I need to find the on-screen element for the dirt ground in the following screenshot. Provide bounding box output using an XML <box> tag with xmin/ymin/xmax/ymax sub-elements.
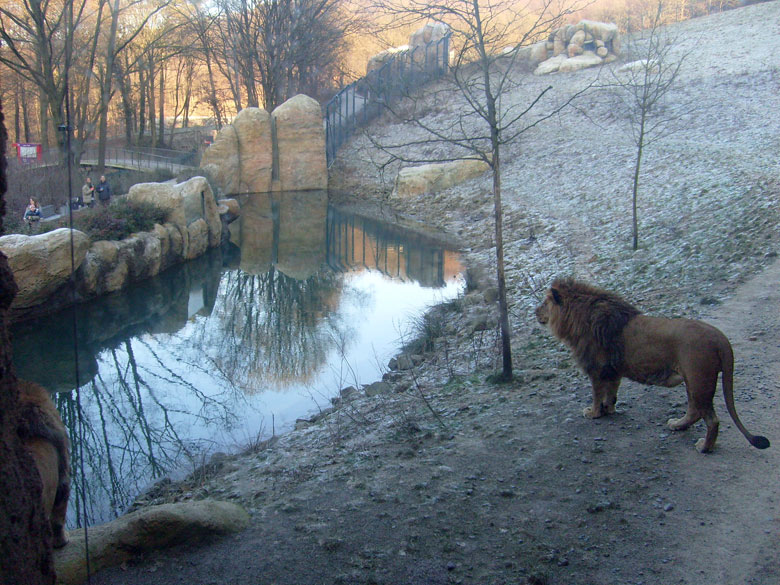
<box><xmin>85</xmin><ymin>3</ymin><xmax>780</xmax><ymax>584</ymax></box>
<box><xmin>86</xmin><ymin>242</ymin><xmax>780</xmax><ymax>585</ymax></box>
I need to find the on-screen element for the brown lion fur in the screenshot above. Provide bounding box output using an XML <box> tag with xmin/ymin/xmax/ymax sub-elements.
<box><xmin>17</xmin><ymin>380</ymin><xmax>71</xmax><ymax>548</ymax></box>
<box><xmin>538</xmin><ymin>277</ymin><xmax>640</xmax><ymax>380</ymax></box>
<box><xmin>535</xmin><ymin>278</ymin><xmax>770</xmax><ymax>453</ymax></box>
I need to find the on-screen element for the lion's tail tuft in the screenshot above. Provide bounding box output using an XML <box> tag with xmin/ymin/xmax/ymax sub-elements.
<box><xmin>750</xmin><ymin>435</ymin><xmax>770</xmax><ymax>449</ymax></box>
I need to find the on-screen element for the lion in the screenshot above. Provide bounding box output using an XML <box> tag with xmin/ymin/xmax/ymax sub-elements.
<box><xmin>17</xmin><ymin>380</ymin><xmax>71</xmax><ymax>548</ymax></box>
<box><xmin>535</xmin><ymin>277</ymin><xmax>770</xmax><ymax>453</ymax></box>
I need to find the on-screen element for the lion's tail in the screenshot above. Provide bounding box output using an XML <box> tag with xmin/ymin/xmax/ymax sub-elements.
<box><xmin>720</xmin><ymin>344</ymin><xmax>770</xmax><ymax>449</ymax></box>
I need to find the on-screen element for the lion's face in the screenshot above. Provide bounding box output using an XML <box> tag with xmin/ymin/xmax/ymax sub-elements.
<box><xmin>535</xmin><ymin>288</ymin><xmax>560</xmax><ymax>326</ymax></box>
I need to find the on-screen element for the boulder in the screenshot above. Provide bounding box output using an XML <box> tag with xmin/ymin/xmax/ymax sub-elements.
<box><xmin>364</xmin><ymin>381</ymin><xmax>393</xmax><ymax>397</ymax></box>
<box><xmin>558</xmin><ymin>51</ymin><xmax>603</xmax><ymax>73</ymax></box>
<box><xmin>619</xmin><ymin>59</ymin><xmax>660</xmax><ymax>74</ymax></box>
<box><xmin>185</xmin><ymin>218</ymin><xmax>209</xmax><ymax>260</ymax></box>
<box><xmin>569</xmin><ymin>29</ymin><xmax>586</xmax><ymax>49</ymax></box>
<box><xmin>200</xmin><ymin>107</ymin><xmax>273</xmax><ymax>195</ymax></box>
<box><xmin>552</xmin><ymin>28</ymin><xmax>567</xmax><ymax>56</ymax></box>
<box><xmin>54</xmin><ymin>500</ymin><xmax>250</xmax><ymax>585</ymax></box>
<box><xmin>534</xmin><ymin>54</ymin><xmax>568</xmax><ymax>75</ymax></box>
<box><xmin>177</xmin><ymin>177</ymin><xmax>223</xmax><ymax>247</ymax></box>
<box><xmin>272</xmin><ymin>94</ymin><xmax>328</xmax><ymax>191</ymax></box>
<box><xmin>409</xmin><ymin>22</ymin><xmax>450</xmax><ymax>70</ymax></box>
<box><xmin>409</xmin><ymin>22</ymin><xmax>450</xmax><ymax>48</ymax></box>
<box><xmin>219</xmin><ymin>198</ymin><xmax>241</xmax><ymax>218</ymax></box>
<box><xmin>0</xmin><ymin>229</ymin><xmax>90</xmax><ymax>309</ymax></box>
<box><xmin>78</xmin><ymin>240</ymin><xmax>126</xmax><ymax>295</ymax></box>
<box><xmin>579</xmin><ymin>20</ymin><xmax>618</xmax><ymax>42</ymax></box>
<box><xmin>393</xmin><ymin>158</ymin><xmax>489</xmax><ymax>198</ymax></box>
<box><xmin>568</xmin><ymin>43</ymin><xmax>584</xmax><ymax>57</ymax></box>
<box><xmin>127</xmin><ymin>177</ymin><xmax>222</xmax><ymax>249</ymax></box>
<box><xmin>367</xmin><ymin>46</ymin><xmax>409</xmax><ymax>74</ymax></box>
<box><xmin>529</xmin><ymin>41</ymin><xmax>549</xmax><ymax>65</ymax></box>
<box><xmin>125</xmin><ymin>232</ymin><xmax>163</xmax><ymax>280</ymax></box>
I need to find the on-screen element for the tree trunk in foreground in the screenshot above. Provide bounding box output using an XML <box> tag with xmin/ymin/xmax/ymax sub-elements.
<box><xmin>0</xmin><ymin>101</ymin><xmax>56</xmax><ymax>585</ymax></box>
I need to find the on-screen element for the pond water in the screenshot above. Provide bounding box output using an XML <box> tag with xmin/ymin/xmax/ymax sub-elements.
<box><xmin>11</xmin><ymin>191</ymin><xmax>463</xmax><ymax>527</ymax></box>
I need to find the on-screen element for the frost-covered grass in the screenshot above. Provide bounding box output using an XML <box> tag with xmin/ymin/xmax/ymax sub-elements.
<box><xmin>331</xmin><ymin>1</ymin><xmax>780</xmax><ymax>342</ymax></box>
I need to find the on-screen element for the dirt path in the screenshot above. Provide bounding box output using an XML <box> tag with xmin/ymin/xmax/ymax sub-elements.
<box><xmin>689</xmin><ymin>256</ymin><xmax>780</xmax><ymax>585</ymax></box>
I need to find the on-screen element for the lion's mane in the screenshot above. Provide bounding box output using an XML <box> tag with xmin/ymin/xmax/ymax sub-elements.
<box><xmin>547</xmin><ymin>277</ymin><xmax>641</xmax><ymax>379</ymax></box>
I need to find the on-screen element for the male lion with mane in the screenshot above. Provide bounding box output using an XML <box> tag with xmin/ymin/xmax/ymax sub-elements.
<box><xmin>535</xmin><ymin>277</ymin><xmax>770</xmax><ymax>453</ymax></box>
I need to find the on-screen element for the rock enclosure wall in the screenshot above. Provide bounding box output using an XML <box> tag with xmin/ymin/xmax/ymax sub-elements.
<box><xmin>200</xmin><ymin>94</ymin><xmax>327</xmax><ymax>196</ymax></box>
<box><xmin>0</xmin><ymin>177</ymin><xmax>223</xmax><ymax>319</ymax></box>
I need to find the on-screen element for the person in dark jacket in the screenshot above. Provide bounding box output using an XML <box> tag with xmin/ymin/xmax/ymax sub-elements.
<box><xmin>96</xmin><ymin>175</ymin><xmax>111</xmax><ymax>206</ymax></box>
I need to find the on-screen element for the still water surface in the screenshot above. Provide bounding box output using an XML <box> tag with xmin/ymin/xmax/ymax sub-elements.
<box><xmin>12</xmin><ymin>191</ymin><xmax>463</xmax><ymax>526</ymax></box>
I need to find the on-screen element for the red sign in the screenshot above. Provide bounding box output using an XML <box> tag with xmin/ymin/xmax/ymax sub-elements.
<box><xmin>12</xmin><ymin>143</ymin><xmax>42</xmax><ymax>163</ymax></box>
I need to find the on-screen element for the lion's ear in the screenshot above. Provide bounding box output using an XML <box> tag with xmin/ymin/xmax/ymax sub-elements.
<box><xmin>551</xmin><ymin>287</ymin><xmax>562</xmax><ymax>305</ymax></box>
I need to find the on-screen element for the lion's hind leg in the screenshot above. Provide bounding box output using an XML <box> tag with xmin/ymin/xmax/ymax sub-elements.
<box><xmin>673</xmin><ymin>372</ymin><xmax>719</xmax><ymax>453</ymax></box>
<box><xmin>694</xmin><ymin>408</ymin><xmax>719</xmax><ymax>453</ymax></box>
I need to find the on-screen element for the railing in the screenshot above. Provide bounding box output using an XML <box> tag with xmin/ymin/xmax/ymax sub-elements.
<box><xmin>325</xmin><ymin>32</ymin><xmax>451</xmax><ymax>167</ymax></box>
<box><xmin>13</xmin><ymin>146</ymin><xmax>198</xmax><ymax>173</ymax></box>
<box><xmin>80</xmin><ymin>147</ymin><xmax>197</xmax><ymax>172</ymax></box>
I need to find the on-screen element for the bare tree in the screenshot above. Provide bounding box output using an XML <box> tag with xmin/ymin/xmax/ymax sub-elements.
<box><xmin>610</xmin><ymin>1</ymin><xmax>687</xmax><ymax>250</ymax></box>
<box><xmin>214</xmin><ymin>0</ymin><xmax>353</xmax><ymax>111</ymax></box>
<box><xmin>369</xmin><ymin>0</ymin><xmax>590</xmax><ymax>381</ymax></box>
<box><xmin>95</xmin><ymin>0</ymin><xmax>170</xmax><ymax>169</ymax></box>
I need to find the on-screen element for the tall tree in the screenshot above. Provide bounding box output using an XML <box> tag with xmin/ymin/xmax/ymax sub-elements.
<box><xmin>215</xmin><ymin>0</ymin><xmax>352</xmax><ymax>110</ymax></box>
<box><xmin>95</xmin><ymin>0</ymin><xmax>169</xmax><ymax>170</ymax></box>
<box><xmin>370</xmin><ymin>0</ymin><xmax>589</xmax><ymax>380</ymax></box>
<box><xmin>0</xmin><ymin>0</ymin><xmax>87</xmax><ymax>150</ymax></box>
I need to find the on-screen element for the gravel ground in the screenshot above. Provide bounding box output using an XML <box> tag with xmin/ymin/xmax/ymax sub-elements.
<box><xmin>89</xmin><ymin>3</ymin><xmax>780</xmax><ymax>585</ymax></box>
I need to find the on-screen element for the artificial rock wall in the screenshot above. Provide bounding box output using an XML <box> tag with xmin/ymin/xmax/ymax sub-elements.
<box><xmin>200</xmin><ymin>94</ymin><xmax>327</xmax><ymax>196</ymax></box>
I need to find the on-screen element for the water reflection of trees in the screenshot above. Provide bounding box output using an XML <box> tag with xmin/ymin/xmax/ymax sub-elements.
<box><xmin>13</xmin><ymin>250</ymin><xmax>237</xmax><ymax>526</ymax></box>
<box><xmin>197</xmin><ymin>268</ymin><xmax>344</xmax><ymax>391</ymax></box>
<box><xmin>57</xmin><ymin>334</ymin><xmax>246</xmax><ymax>526</ymax></box>
<box><xmin>11</xmin><ymin>194</ymin><xmax>464</xmax><ymax>527</ymax></box>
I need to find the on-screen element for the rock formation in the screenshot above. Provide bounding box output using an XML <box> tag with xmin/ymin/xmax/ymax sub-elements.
<box><xmin>367</xmin><ymin>22</ymin><xmax>451</xmax><ymax>76</ymax></box>
<box><xmin>200</xmin><ymin>95</ymin><xmax>327</xmax><ymax>196</ymax></box>
<box><xmin>524</xmin><ymin>20</ymin><xmax>620</xmax><ymax>75</ymax></box>
<box><xmin>0</xmin><ymin>229</ymin><xmax>90</xmax><ymax>309</ymax></box>
<box><xmin>200</xmin><ymin>107</ymin><xmax>273</xmax><ymax>195</ymax></box>
<box><xmin>393</xmin><ymin>158</ymin><xmax>490</xmax><ymax>199</ymax></box>
<box><xmin>0</xmin><ymin>177</ymin><xmax>225</xmax><ymax>317</ymax></box>
<box><xmin>367</xmin><ymin>46</ymin><xmax>409</xmax><ymax>74</ymax></box>
<box><xmin>273</xmin><ymin>95</ymin><xmax>328</xmax><ymax>191</ymax></box>
<box><xmin>409</xmin><ymin>22</ymin><xmax>450</xmax><ymax>71</ymax></box>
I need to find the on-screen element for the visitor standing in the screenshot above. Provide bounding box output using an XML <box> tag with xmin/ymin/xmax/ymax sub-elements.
<box><xmin>82</xmin><ymin>177</ymin><xmax>95</xmax><ymax>208</ymax></box>
<box><xmin>96</xmin><ymin>175</ymin><xmax>111</xmax><ymax>207</ymax></box>
<box><xmin>23</xmin><ymin>198</ymin><xmax>41</xmax><ymax>229</ymax></box>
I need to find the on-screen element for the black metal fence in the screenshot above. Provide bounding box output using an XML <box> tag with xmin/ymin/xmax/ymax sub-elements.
<box><xmin>325</xmin><ymin>33</ymin><xmax>451</xmax><ymax>167</ymax></box>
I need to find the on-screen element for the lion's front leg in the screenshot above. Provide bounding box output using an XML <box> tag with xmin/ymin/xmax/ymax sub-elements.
<box><xmin>583</xmin><ymin>377</ymin><xmax>621</xmax><ymax>418</ymax></box>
